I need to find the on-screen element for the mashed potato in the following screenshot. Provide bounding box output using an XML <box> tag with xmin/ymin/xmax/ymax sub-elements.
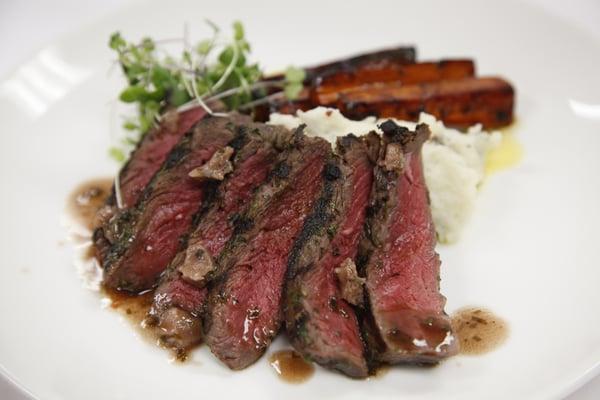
<box><xmin>268</xmin><ymin>107</ymin><xmax>500</xmax><ymax>244</ymax></box>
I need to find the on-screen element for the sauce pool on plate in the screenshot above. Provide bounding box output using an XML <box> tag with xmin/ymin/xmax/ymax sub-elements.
<box><xmin>451</xmin><ymin>307</ymin><xmax>508</xmax><ymax>355</ymax></box>
<box><xmin>268</xmin><ymin>350</ymin><xmax>315</xmax><ymax>383</ymax></box>
<box><xmin>67</xmin><ymin>178</ymin><xmax>113</xmax><ymax>230</ymax></box>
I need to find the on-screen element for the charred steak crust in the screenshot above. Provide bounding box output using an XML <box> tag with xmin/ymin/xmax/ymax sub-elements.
<box><xmin>284</xmin><ymin>134</ymin><xmax>375</xmax><ymax>378</ymax></box>
<box><xmin>203</xmin><ymin>129</ymin><xmax>332</xmax><ymax>370</ymax></box>
<box><xmin>358</xmin><ymin>121</ymin><xmax>458</xmax><ymax>364</ymax></box>
<box><xmin>93</xmin><ymin>107</ymin><xmax>207</xmax><ymax>263</ymax></box>
<box><xmin>102</xmin><ymin>115</ymin><xmax>252</xmax><ymax>293</ymax></box>
<box><xmin>146</xmin><ymin>123</ymin><xmax>292</xmax><ymax>352</ymax></box>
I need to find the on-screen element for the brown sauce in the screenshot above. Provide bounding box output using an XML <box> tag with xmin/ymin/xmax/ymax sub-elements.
<box><xmin>268</xmin><ymin>350</ymin><xmax>315</xmax><ymax>383</ymax></box>
<box><xmin>103</xmin><ymin>288</ymin><xmax>154</xmax><ymax>323</ymax></box>
<box><xmin>67</xmin><ymin>178</ymin><xmax>113</xmax><ymax>230</ymax></box>
<box><xmin>451</xmin><ymin>307</ymin><xmax>508</xmax><ymax>355</ymax></box>
<box><xmin>101</xmin><ymin>287</ymin><xmax>159</xmax><ymax>339</ymax></box>
<box><xmin>101</xmin><ymin>287</ymin><xmax>198</xmax><ymax>361</ymax></box>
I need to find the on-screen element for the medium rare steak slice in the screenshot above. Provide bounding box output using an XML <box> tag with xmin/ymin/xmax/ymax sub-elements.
<box><xmin>102</xmin><ymin>115</ymin><xmax>251</xmax><ymax>293</ymax></box>
<box><xmin>284</xmin><ymin>134</ymin><xmax>375</xmax><ymax>378</ymax></box>
<box><xmin>120</xmin><ymin>107</ymin><xmax>207</xmax><ymax>208</ymax></box>
<box><xmin>93</xmin><ymin>107</ymin><xmax>206</xmax><ymax>262</ymax></box>
<box><xmin>204</xmin><ymin>130</ymin><xmax>332</xmax><ymax>370</ymax></box>
<box><xmin>359</xmin><ymin>121</ymin><xmax>458</xmax><ymax>364</ymax></box>
<box><xmin>146</xmin><ymin>124</ymin><xmax>291</xmax><ymax>352</ymax></box>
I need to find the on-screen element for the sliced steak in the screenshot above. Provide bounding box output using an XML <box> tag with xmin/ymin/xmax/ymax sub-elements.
<box><xmin>146</xmin><ymin>124</ymin><xmax>291</xmax><ymax>352</ymax></box>
<box><xmin>284</xmin><ymin>134</ymin><xmax>375</xmax><ymax>378</ymax></box>
<box><xmin>120</xmin><ymin>107</ymin><xmax>208</xmax><ymax>208</ymax></box>
<box><xmin>102</xmin><ymin>115</ymin><xmax>251</xmax><ymax>293</ymax></box>
<box><xmin>358</xmin><ymin>121</ymin><xmax>458</xmax><ymax>364</ymax></box>
<box><xmin>93</xmin><ymin>107</ymin><xmax>206</xmax><ymax>262</ymax></box>
<box><xmin>204</xmin><ymin>130</ymin><xmax>332</xmax><ymax>370</ymax></box>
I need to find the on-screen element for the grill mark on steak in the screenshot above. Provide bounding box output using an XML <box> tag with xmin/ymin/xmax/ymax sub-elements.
<box><xmin>284</xmin><ymin>134</ymin><xmax>374</xmax><ymax>378</ymax></box>
<box><xmin>358</xmin><ymin>121</ymin><xmax>458</xmax><ymax>364</ymax></box>
<box><xmin>102</xmin><ymin>115</ymin><xmax>252</xmax><ymax>293</ymax></box>
<box><xmin>93</xmin><ymin>107</ymin><xmax>206</xmax><ymax>264</ymax></box>
<box><xmin>145</xmin><ymin>124</ymin><xmax>291</xmax><ymax>353</ymax></box>
<box><xmin>203</xmin><ymin>131</ymin><xmax>332</xmax><ymax>370</ymax></box>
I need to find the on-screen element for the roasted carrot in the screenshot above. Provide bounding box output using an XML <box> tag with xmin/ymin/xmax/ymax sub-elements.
<box><xmin>312</xmin><ymin>59</ymin><xmax>475</xmax><ymax>105</ymax></box>
<box><xmin>262</xmin><ymin>46</ymin><xmax>416</xmax><ymax>83</ymax></box>
<box><xmin>337</xmin><ymin>77</ymin><xmax>514</xmax><ymax>129</ymax></box>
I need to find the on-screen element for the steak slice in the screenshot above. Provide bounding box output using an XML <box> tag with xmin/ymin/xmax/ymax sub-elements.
<box><xmin>203</xmin><ymin>130</ymin><xmax>332</xmax><ymax>370</ymax></box>
<box><xmin>93</xmin><ymin>107</ymin><xmax>206</xmax><ymax>262</ymax></box>
<box><xmin>146</xmin><ymin>124</ymin><xmax>291</xmax><ymax>352</ymax></box>
<box><xmin>120</xmin><ymin>107</ymin><xmax>208</xmax><ymax>209</ymax></box>
<box><xmin>284</xmin><ymin>134</ymin><xmax>375</xmax><ymax>378</ymax></box>
<box><xmin>102</xmin><ymin>115</ymin><xmax>251</xmax><ymax>293</ymax></box>
<box><xmin>359</xmin><ymin>121</ymin><xmax>458</xmax><ymax>364</ymax></box>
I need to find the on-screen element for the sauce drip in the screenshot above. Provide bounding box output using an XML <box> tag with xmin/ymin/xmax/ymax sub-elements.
<box><xmin>68</xmin><ymin>178</ymin><xmax>113</xmax><ymax>230</ymax></box>
<box><xmin>451</xmin><ymin>307</ymin><xmax>508</xmax><ymax>355</ymax></box>
<box><xmin>104</xmin><ymin>288</ymin><xmax>154</xmax><ymax>324</ymax></box>
<box><xmin>268</xmin><ymin>350</ymin><xmax>315</xmax><ymax>383</ymax></box>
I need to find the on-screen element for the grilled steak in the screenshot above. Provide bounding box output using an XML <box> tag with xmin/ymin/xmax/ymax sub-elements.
<box><xmin>284</xmin><ymin>134</ymin><xmax>375</xmax><ymax>378</ymax></box>
<box><xmin>204</xmin><ymin>129</ymin><xmax>332</xmax><ymax>370</ymax></box>
<box><xmin>102</xmin><ymin>115</ymin><xmax>251</xmax><ymax>293</ymax></box>
<box><xmin>358</xmin><ymin>120</ymin><xmax>458</xmax><ymax>364</ymax></box>
<box><xmin>119</xmin><ymin>107</ymin><xmax>208</xmax><ymax>208</ymax></box>
<box><xmin>146</xmin><ymin>123</ymin><xmax>291</xmax><ymax>352</ymax></box>
<box><xmin>93</xmin><ymin>107</ymin><xmax>206</xmax><ymax>262</ymax></box>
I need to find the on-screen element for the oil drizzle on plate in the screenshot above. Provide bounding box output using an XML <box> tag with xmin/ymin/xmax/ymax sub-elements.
<box><xmin>268</xmin><ymin>350</ymin><xmax>315</xmax><ymax>384</ymax></box>
<box><xmin>486</xmin><ymin>132</ymin><xmax>523</xmax><ymax>174</ymax></box>
<box><xmin>451</xmin><ymin>307</ymin><xmax>508</xmax><ymax>355</ymax></box>
<box><xmin>67</xmin><ymin>178</ymin><xmax>113</xmax><ymax>230</ymax></box>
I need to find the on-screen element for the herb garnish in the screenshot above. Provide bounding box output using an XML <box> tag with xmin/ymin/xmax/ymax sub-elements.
<box><xmin>108</xmin><ymin>21</ymin><xmax>305</xmax><ymax>161</ymax></box>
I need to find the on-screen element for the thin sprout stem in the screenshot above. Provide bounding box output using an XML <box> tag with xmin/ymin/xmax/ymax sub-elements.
<box><xmin>175</xmin><ymin>80</ymin><xmax>284</xmax><ymax>113</ymax></box>
<box><xmin>211</xmin><ymin>40</ymin><xmax>239</xmax><ymax>92</ymax></box>
<box><xmin>208</xmin><ymin>80</ymin><xmax>284</xmax><ymax>101</ymax></box>
<box><xmin>237</xmin><ymin>91</ymin><xmax>283</xmax><ymax>111</ymax></box>
<box><xmin>114</xmin><ymin>172</ymin><xmax>124</xmax><ymax>209</ymax></box>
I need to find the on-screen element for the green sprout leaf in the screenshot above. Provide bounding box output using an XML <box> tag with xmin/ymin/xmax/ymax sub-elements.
<box><xmin>108</xmin><ymin>21</ymin><xmax>265</xmax><ymax>162</ymax></box>
<box><xmin>109</xmin><ymin>147</ymin><xmax>126</xmax><ymax>162</ymax></box>
<box><xmin>196</xmin><ymin>39</ymin><xmax>213</xmax><ymax>55</ymax></box>
<box><xmin>284</xmin><ymin>82</ymin><xmax>303</xmax><ymax>100</ymax></box>
<box><xmin>233</xmin><ymin>21</ymin><xmax>244</xmax><ymax>40</ymax></box>
<box><xmin>119</xmin><ymin>86</ymin><xmax>147</xmax><ymax>103</ymax></box>
<box><xmin>109</xmin><ymin>32</ymin><xmax>126</xmax><ymax>50</ymax></box>
<box><xmin>285</xmin><ymin>66</ymin><xmax>306</xmax><ymax>84</ymax></box>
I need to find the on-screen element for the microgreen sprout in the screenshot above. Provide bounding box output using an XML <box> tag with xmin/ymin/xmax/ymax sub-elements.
<box><xmin>108</xmin><ymin>21</ymin><xmax>305</xmax><ymax>161</ymax></box>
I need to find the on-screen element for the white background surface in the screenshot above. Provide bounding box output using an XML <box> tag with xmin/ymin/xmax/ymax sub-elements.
<box><xmin>0</xmin><ymin>1</ymin><xmax>598</xmax><ymax>399</ymax></box>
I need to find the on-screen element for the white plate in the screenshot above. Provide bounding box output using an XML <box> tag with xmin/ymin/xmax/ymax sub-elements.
<box><xmin>1</xmin><ymin>0</ymin><xmax>599</xmax><ymax>399</ymax></box>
